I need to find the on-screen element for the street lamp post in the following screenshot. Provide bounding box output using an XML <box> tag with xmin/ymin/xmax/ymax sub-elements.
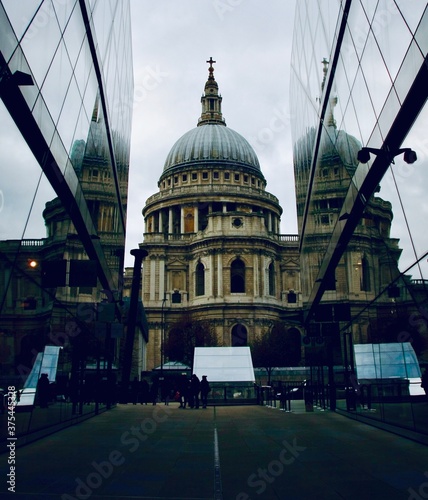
<box><xmin>161</xmin><ymin>294</ymin><xmax>167</xmax><ymax>377</ymax></box>
<box><xmin>120</xmin><ymin>248</ymin><xmax>147</xmax><ymax>403</ymax></box>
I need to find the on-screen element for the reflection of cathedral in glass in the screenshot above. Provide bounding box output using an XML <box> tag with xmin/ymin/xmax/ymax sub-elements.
<box><xmin>0</xmin><ymin>1</ymin><xmax>133</xmax><ymax>389</ymax></box>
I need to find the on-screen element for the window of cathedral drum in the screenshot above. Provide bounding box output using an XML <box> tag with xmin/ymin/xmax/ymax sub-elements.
<box><xmin>182</xmin><ymin>174</ymin><xmax>187</xmax><ymax>182</ymax></box>
<box><xmin>231</xmin><ymin>258</ymin><xmax>245</xmax><ymax>293</ymax></box>
<box><xmin>268</xmin><ymin>262</ymin><xmax>275</xmax><ymax>295</ymax></box>
<box><xmin>195</xmin><ymin>262</ymin><xmax>205</xmax><ymax>296</ymax></box>
<box><xmin>212</xmin><ymin>202</ymin><xmax>222</xmax><ymax>212</ymax></box>
<box><xmin>192</xmin><ymin>172</ymin><xmax>198</xmax><ymax>181</ymax></box>
<box><xmin>360</xmin><ymin>257</ymin><xmax>371</xmax><ymax>292</ymax></box>
<box><xmin>232</xmin><ymin>324</ymin><xmax>247</xmax><ymax>346</ymax></box>
<box><xmin>202</xmin><ymin>171</ymin><xmax>208</xmax><ymax>180</ymax></box>
<box><xmin>320</xmin><ymin>214</ymin><xmax>330</xmax><ymax>225</ymax></box>
<box><xmin>234</xmin><ymin>173</ymin><xmax>240</xmax><ymax>182</ymax></box>
<box><xmin>213</xmin><ymin>171</ymin><xmax>219</xmax><ymax>180</ymax></box>
<box><xmin>174</xmin><ymin>176</ymin><xmax>178</xmax><ymax>184</ymax></box>
<box><xmin>244</xmin><ymin>175</ymin><xmax>248</xmax><ymax>183</ymax></box>
<box><xmin>224</xmin><ymin>172</ymin><xmax>230</xmax><ymax>180</ymax></box>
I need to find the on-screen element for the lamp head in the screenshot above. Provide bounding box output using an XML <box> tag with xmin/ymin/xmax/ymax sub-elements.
<box><xmin>357</xmin><ymin>148</ymin><xmax>371</xmax><ymax>163</ymax></box>
<box><xmin>403</xmin><ymin>149</ymin><xmax>417</xmax><ymax>164</ymax></box>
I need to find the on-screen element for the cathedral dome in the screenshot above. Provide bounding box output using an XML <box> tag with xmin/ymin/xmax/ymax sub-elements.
<box><xmin>321</xmin><ymin>124</ymin><xmax>361</xmax><ymax>174</ymax></box>
<box><xmin>163</xmin><ymin>124</ymin><xmax>261</xmax><ymax>174</ymax></box>
<box><xmin>160</xmin><ymin>58</ymin><xmax>262</xmax><ymax>180</ymax></box>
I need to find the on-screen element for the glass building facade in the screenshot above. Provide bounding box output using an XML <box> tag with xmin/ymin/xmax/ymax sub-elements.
<box><xmin>0</xmin><ymin>0</ymin><xmax>133</xmax><ymax>436</ymax></box>
<box><xmin>291</xmin><ymin>1</ymin><xmax>428</xmax><ymax>433</ymax></box>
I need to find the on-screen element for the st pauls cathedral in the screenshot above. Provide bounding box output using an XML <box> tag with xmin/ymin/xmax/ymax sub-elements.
<box><xmin>138</xmin><ymin>59</ymin><xmax>406</xmax><ymax>371</ymax></box>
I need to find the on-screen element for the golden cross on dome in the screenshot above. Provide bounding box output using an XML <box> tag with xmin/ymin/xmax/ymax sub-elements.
<box><xmin>206</xmin><ymin>57</ymin><xmax>216</xmax><ymax>79</ymax></box>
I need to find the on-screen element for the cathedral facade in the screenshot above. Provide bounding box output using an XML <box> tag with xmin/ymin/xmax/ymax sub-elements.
<box><xmin>140</xmin><ymin>61</ymin><xmax>301</xmax><ymax>370</ymax></box>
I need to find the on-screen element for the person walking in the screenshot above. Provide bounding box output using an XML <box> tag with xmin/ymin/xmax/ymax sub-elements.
<box><xmin>131</xmin><ymin>376</ymin><xmax>140</xmax><ymax>404</ymax></box>
<box><xmin>150</xmin><ymin>379</ymin><xmax>159</xmax><ymax>405</ymax></box>
<box><xmin>178</xmin><ymin>374</ymin><xmax>189</xmax><ymax>408</ymax></box>
<box><xmin>200</xmin><ymin>375</ymin><xmax>210</xmax><ymax>409</ymax></box>
<box><xmin>37</xmin><ymin>373</ymin><xmax>50</xmax><ymax>408</ymax></box>
<box><xmin>190</xmin><ymin>374</ymin><xmax>201</xmax><ymax>409</ymax></box>
<box><xmin>140</xmin><ymin>379</ymin><xmax>149</xmax><ymax>404</ymax></box>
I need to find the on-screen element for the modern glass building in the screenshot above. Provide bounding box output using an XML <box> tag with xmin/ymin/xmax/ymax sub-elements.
<box><xmin>291</xmin><ymin>1</ymin><xmax>428</xmax><ymax>431</ymax></box>
<box><xmin>0</xmin><ymin>0</ymin><xmax>134</xmax><ymax>429</ymax></box>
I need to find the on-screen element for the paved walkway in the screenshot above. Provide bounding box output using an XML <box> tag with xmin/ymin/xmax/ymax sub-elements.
<box><xmin>1</xmin><ymin>402</ymin><xmax>428</xmax><ymax>499</ymax></box>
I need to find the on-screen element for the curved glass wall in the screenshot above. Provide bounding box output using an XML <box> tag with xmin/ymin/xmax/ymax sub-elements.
<box><xmin>291</xmin><ymin>0</ymin><xmax>428</xmax><ymax>435</ymax></box>
<box><xmin>0</xmin><ymin>0</ymin><xmax>133</xmax><ymax>443</ymax></box>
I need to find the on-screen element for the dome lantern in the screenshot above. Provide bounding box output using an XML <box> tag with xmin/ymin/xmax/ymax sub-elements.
<box><xmin>198</xmin><ymin>57</ymin><xmax>226</xmax><ymax>126</ymax></box>
<box><xmin>160</xmin><ymin>60</ymin><xmax>263</xmax><ymax>180</ymax></box>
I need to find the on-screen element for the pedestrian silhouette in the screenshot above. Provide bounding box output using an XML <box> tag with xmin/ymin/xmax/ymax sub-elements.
<box><xmin>37</xmin><ymin>373</ymin><xmax>50</xmax><ymax>408</ymax></box>
<box><xmin>200</xmin><ymin>375</ymin><xmax>210</xmax><ymax>409</ymax></box>
<box><xmin>191</xmin><ymin>374</ymin><xmax>201</xmax><ymax>409</ymax></box>
<box><xmin>131</xmin><ymin>376</ymin><xmax>140</xmax><ymax>404</ymax></box>
<box><xmin>140</xmin><ymin>379</ymin><xmax>149</xmax><ymax>404</ymax></box>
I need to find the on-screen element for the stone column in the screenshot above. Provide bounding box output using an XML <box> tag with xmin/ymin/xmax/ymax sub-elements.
<box><xmin>180</xmin><ymin>206</ymin><xmax>185</xmax><ymax>234</ymax></box>
<box><xmin>194</xmin><ymin>204</ymin><xmax>199</xmax><ymax>232</ymax></box>
<box><xmin>253</xmin><ymin>253</ymin><xmax>259</xmax><ymax>297</ymax></box>
<box><xmin>168</xmin><ymin>207</ymin><xmax>173</xmax><ymax>234</ymax></box>
<box><xmin>217</xmin><ymin>253</ymin><xmax>223</xmax><ymax>297</ymax></box>
<box><xmin>207</xmin><ymin>253</ymin><xmax>214</xmax><ymax>297</ymax></box>
<box><xmin>150</xmin><ymin>258</ymin><xmax>156</xmax><ymax>301</ymax></box>
<box><xmin>159</xmin><ymin>258</ymin><xmax>165</xmax><ymax>300</ymax></box>
<box><xmin>159</xmin><ymin>210</ymin><xmax>163</xmax><ymax>234</ymax></box>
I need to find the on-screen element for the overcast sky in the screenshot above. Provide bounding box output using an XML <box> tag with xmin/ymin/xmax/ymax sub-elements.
<box><xmin>125</xmin><ymin>0</ymin><xmax>297</xmax><ymax>266</ymax></box>
<box><xmin>1</xmin><ymin>0</ymin><xmax>426</xmax><ymax>280</ymax></box>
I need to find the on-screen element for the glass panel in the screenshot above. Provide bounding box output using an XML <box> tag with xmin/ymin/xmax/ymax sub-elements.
<box><xmin>6</xmin><ymin>48</ymin><xmax>39</xmax><ymax>111</ymax></box>
<box><xmin>394</xmin><ymin>40</ymin><xmax>424</xmax><ymax>104</ymax></box>
<box><xmin>1</xmin><ymin>0</ymin><xmax>42</xmax><ymax>41</ymax></box>
<box><xmin>396</xmin><ymin>0</ymin><xmax>427</xmax><ymax>34</ymax></box>
<box><xmin>56</xmin><ymin>75</ymin><xmax>83</xmax><ymax>157</ymax></box>
<box><xmin>41</xmin><ymin>40</ymin><xmax>73</xmax><ymax>126</ymax></box>
<box><xmin>62</xmin><ymin>2</ymin><xmax>85</xmax><ymax>70</ymax></box>
<box><xmin>372</xmin><ymin>0</ymin><xmax>412</xmax><ymax>83</ymax></box>
<box><xmin>0</xmin><ymin>100</ymin><xmax>55</xmax><ymax>241</ymax></box>
<box><xmin>0</xmin><ymin>3</ymin><xmax>19</xmax><ymax>62</ymax></box>
<box><xmin>20</xmin><ymin>1</ymin><xmax>61</xmax><ymax>89</ymax></box>
<box><xmin>360</xmin><ymin>30</ymin><xmax>393</xmax><ymax>120</ymax></box>
<box><xmin>414</xmin><ymin>6</ymin><xmax>428</xmax><ymax>55</ymax></box>
<box><xmin>52</xmin><ymin>0</ymin><xmax>78</xmax><ymax>32</ymax></box>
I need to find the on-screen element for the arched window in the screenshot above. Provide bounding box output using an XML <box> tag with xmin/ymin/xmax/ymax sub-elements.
<box><xmin>268</xmin><ymin>261</ymin><xmax>275</xmax><ymax>296</ymax></box>
<box><xmin>232</xmin><ymin>324</ymin><xmax>247</xmax><ymax>346</ymax></box>
<box><xmin>195</xmin><ymin>262</ymin><xmax>205</xmax><ymax>296</ymax></box>
<box><xmin>231</xmin><ymin>258</ymin><xmax>245</xmax><ymax>293</ymax></box>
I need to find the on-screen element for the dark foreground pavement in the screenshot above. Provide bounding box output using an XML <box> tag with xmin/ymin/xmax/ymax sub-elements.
<box><xmin>1</xmin><ymin>402</ymin><xmax>428</xmax><ymax>499</ymax></box>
